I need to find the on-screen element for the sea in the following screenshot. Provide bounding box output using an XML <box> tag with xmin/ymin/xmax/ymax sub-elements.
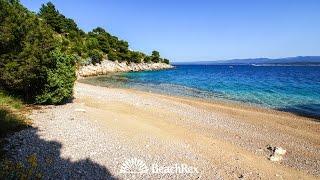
<box><xmin>80</xmin><ymin>65</ymin><xmax>320</xmax><ymax>119</ymax></box>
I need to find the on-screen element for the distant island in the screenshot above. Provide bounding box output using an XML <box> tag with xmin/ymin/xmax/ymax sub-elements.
<box><xmin>175</xmin><ymin>56</ymin><xmax>320</xmax><ymax>66</ymax></box>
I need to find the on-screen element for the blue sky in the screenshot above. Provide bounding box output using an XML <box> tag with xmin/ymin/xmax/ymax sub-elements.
<box><xmin>21</xmin><ymin>0</ymin><xmax>320</xmax><ymax>62</ymax></box>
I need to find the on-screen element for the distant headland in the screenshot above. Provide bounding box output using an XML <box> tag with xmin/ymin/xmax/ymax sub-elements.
<box><xmin>175</xmin><ymin>56</ymin><xmax>320</xmax><ymax>66</ymax></box>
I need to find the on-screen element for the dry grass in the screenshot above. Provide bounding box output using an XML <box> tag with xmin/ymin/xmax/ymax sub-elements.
<box><xmin>0</xmin><ymin>90</ymin><xmax>30</xmax><ymax>138</ymax></box>
<box><xmin>0</xmin><ymin>90</ymin><xmax>32</xmax><ymax>178</ymax></box>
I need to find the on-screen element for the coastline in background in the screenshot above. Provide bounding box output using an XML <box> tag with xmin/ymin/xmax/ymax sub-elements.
<box><xmin>174</xmin><ymin>56</ymin><xmax>320</xmax><ymax>66</ymax></box>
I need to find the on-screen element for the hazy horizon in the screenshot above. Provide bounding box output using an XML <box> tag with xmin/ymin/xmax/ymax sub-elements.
<box><xmin>173</xmin><ymin>56</ymin><xmax>320</xmax><ymax>63</ymax></box>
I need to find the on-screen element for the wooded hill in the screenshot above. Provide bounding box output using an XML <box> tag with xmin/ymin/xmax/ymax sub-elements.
<box><xmin>0</xmin><ymin>0</ymin><xmax>169</xmax><ymax>104</ymax></box>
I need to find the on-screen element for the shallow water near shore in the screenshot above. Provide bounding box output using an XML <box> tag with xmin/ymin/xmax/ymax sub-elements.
<box><xmin>79</xmin><ymin>65</ymin><xmax>320</xmax><ymax>119</ymax></box>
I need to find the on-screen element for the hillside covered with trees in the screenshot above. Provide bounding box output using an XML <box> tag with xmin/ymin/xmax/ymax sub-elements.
<box><xmin>0</xmin><ymin>0</ymin><xmax>170</xmax><ymax>104</ymax></box>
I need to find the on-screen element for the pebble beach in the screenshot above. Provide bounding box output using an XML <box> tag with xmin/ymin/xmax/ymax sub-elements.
<box><xmin>4</xmin><ymin>82</ymin><xmax>320</xmax><ymax>179</ymax></box>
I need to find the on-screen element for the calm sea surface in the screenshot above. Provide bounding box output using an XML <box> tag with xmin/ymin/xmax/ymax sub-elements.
<box><xmin>81</xmin><ymin>65</ymin><xmax>320</xmax><ymax>119</ymax></box>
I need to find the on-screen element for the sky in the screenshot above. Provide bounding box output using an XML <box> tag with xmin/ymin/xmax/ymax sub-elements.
<box><xmin>21</xmin><ymin>0</ymin><xmax>320</xmax><ymax>62</ymax></box>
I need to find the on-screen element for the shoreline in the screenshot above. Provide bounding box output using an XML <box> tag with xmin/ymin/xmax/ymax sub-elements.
<box><xmin>77</xmin><ymin>82</ymin><xmax>320</xmax><ymax>133</ymax></box>
<box><xmin>74</xmin><ymin>83</ymin><xmax>319</xmax><ymax>177</ymax></box>
<box><xmin>79</xmin><ymin>76</ymin><xmax>320</xmax><ymax>121</ymax></box>
<box><xmin>4</xmin><ymin>82</ymin><xmax>320</xmax><ymax>179</ymax></box>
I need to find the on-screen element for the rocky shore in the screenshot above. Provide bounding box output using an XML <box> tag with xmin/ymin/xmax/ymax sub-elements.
<box><xmin>78</xmin><ymin>60</ymin><xmax>173</xmax><ymax>77</ymax></box>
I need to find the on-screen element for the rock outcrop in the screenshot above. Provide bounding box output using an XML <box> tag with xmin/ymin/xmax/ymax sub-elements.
<box><xmin>78</xmin><ymin>60</ymin><xmax>173</xmax><ymax>77</ymax></box>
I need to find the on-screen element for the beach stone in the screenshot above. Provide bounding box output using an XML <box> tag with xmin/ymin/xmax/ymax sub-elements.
<box><xmin>269</xmin><ymin>147</ymin><xmax>287</xmax><ymax>162</ymax></box>
<box><xmin>275</xmin><ymin>147</ymin><xmax>287</xmax><ymax>155</ymax></box>
<box><xmin>74</xmin><ymin>108</ymin><xmax>86</xmax><ymax>112</ymax></box>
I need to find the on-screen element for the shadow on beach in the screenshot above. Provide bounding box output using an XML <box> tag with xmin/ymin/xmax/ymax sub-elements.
<box><xmin>1</xmin><ymin>127</ymin><xmax>117</xmax><ymax>179</ymax></box>
<box><xmin>276</xmin><ymin>103</ymin><xmax>320</xmax><ymax>121</ymax></box>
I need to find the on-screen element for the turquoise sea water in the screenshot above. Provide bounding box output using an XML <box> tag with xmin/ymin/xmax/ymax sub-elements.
<box><xmin>81</xmin><ymin>65</ymin><xmax>320</xmax><ymax>119</ymax></box>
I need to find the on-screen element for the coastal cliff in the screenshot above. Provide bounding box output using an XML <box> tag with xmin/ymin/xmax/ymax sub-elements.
<box><xmin>78</xmin><ymin>60</ymin><xmax>173</xmax><ymax>77</ymax></box>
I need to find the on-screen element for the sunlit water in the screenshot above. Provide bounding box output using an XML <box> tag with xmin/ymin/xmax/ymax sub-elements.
<box><xmin>80</xmin><ymin>65</ymin><xmax>320</xmax><ymax>119</ymax></box>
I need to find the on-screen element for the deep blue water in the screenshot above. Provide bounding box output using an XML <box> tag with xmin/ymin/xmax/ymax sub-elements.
<box><xmin>82</xmin><ymin>65</ymin><xmax>320</xmax><ymax>119</ymax></box>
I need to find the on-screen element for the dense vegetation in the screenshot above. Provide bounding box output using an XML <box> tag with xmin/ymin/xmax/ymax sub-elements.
<box><xmin>0</xmin><ymin>0</ymin><xmax>169</xmax><ymax>105</ymax></box>
<box><xmin>36</xmin><ymin>1</ymin><xmax>170</xmax><ymax>65</ymax></box>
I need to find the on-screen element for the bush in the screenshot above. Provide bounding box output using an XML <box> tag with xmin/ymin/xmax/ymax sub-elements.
<box><xmin>89</xmin><ymin>49</ymin><xmax>103</xmax><ymax>65</ymax></box>
<box><xmin>151</xmin><ymin>50</ymin><xmax>160</xmax><ymax>62</ymax></box>
<box><xmin>0</xmin><ymin>0</ymin><xmax>58</xmax><ymax>102</ymax></box>
<box><xmin>129</xmin><ymin>51</ymin><xmax>143</xmax><ymax>63</ymax></box>
<box><xmin>107</xmin><ymin>51</ymin><xmax>118</xmax><ymax>61</ymax></box>
<box><xmin>0</xmin><ymin>1</ymin><xmax>77</xmax><ymax>104</ymax></box>
<box><xmin>144</xmin><ymin>56</ymin><xmax>152</xmax><ymax>63</ymax></box>
<box><xmin>35</xmin><ymin>49</ymin><xmax>76</xmax><ymax>104</ymax></box>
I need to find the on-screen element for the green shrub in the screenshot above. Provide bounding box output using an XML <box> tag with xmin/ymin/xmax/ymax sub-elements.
<box><xmin>129</xmin><ymin>51</ymin><xmax>143</xmax><ymax>63</ymax></box>
<box><xmin>0</xmin><ymin>0</ymin><xmax>58</xmax><ymax>102</ymax></box>
<box><xmin>35</xmin><ymin>49</ymin><xmax>76</xmax><ymax>104</ymax></box>
<box><xmin>151</xmin><ymin>50</ymin><xmax>161</xmax><ymax>62</ymax></box>
<box><xmin>144</xmin><ymin>56</ymin><xmax>152</xmax><ymax>63</ymax></box>
<box><xmin>107</xmin><ymin>51</ymin><xmax>118</xmax><ymax>61</ymax></box>
<box><xmin>89</xmin><ymin>49</ymin><xmax>103</xmax><ymax>65</ymax></box>
<box><xmin>0</xmin><ymin>1</ymin><xmax>77</xmax><ymax>104</ymax></box>
<box><xmin>163</xmin><ymin>59</ymin><xmax>170</xmax><ymax>64</ymax></box>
